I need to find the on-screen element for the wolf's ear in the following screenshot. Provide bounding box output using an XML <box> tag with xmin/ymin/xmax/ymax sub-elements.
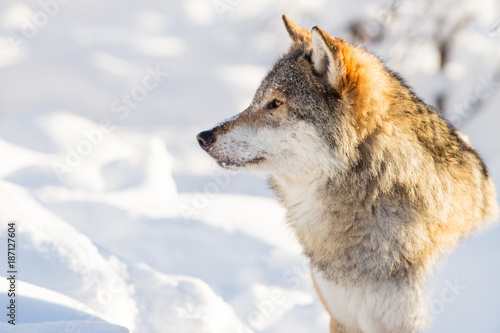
<box><xmin>282</xmin><ymin>14</ymin><xmax>310</xmax><ymax>45</ymax></box>
<box><xmin>310</xmin><ymin>26</ymin><xmax>353</xmax><ymax>92</ymax></box>
<box><xmin>311</xmin><ymin>26</ymin><xmax>388</xmax><ymax>136</ymax></box>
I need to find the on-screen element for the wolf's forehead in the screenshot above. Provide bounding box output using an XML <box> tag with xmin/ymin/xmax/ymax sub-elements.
<box><xmin>254</xmin><ymin>51</ymin><xmax>309</xmax><ymax>101</ymax></box>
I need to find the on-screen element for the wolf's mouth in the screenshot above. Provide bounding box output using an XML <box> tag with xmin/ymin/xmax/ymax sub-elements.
<box><xmin>216</xmin><ymin>156</ymin><xmax>265</xmax><ymax>168</ymax></box>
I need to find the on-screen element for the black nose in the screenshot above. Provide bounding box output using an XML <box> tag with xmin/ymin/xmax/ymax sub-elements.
<box><xmin>196</xmin><ymin>130</ymin><xmax>216</xmax><ymax>148</ymax></box>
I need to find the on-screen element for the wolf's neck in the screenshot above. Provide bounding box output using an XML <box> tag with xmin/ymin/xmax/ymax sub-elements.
<box><xmin>270</xmin><ymin>172</ymin><xmax>343</xmax><ymax>230</ymax></box>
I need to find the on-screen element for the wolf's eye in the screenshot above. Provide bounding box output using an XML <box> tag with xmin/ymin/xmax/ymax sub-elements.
<box><xmin>267</xmin><ymin>99</ymin><xmax>282</xmax><ymax>110</ymax></box>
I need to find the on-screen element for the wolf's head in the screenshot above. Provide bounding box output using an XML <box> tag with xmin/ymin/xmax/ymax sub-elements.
<box><xmin>197</xmin><ymin>15</ymin><xmax>397</xmax><ymax>177</ymax></box>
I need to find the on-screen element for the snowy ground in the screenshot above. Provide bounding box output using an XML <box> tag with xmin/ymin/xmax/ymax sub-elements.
<box><xmin>0</xmin><ymin>1</ymin><xmax>499</xmax><ymax>332</ymax></box>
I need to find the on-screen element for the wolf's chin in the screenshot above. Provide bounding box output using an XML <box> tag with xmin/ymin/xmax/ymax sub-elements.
<box><xmin>215</xmin><ymin>156</ymin><xmax>265</xmax><ymax>169</ymax></box>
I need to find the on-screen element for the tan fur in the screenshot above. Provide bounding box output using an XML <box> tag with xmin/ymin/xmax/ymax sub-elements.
<box><xmin>283</xmin><ymin>14</ymin><xmax>311</xmax><ymax>45</ymax></box>
<box><xmin>198</xmin><ymin>15</ymin><xmax>499</xmax><ymax>332</ymax></box>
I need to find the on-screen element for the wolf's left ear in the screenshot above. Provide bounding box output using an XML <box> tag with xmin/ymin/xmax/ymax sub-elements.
<box><xmin>282</xmin><ymin>14</ymin><xmax>311</xmax><ymax>45</ymax></box>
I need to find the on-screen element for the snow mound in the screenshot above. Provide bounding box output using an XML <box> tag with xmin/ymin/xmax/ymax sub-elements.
<box><xmin>0</xmin><ymin>179</ymin><xmax>250</xmax><ymax>332</ymax></box>
<box><xmin>130</xmin><ymin>263</ymin><xmax>246</xmax><ymax>333</ymax></box>
<box><xmin>0</xmin><ymin>181</ymin><xmax>138</xmax><ymax>329</ymax></box>
<box><xmin>0</xmin><ymin>279</ymin><xmax>129</xmax><ymax>332</ymax></box>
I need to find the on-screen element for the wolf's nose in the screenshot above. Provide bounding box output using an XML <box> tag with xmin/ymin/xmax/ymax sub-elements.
<box><xmin>196</xmin><ymin>130</ymin><xmax>216</xmax><ymax>148</ymax></box>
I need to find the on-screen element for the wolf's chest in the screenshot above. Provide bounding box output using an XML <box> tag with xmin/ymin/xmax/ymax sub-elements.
<box><xmin>272</xmin><ymin>174</ymin><xmax>417</xmax><ymax>282</ymax></box>
<box><xmin>312</xmin><ymin>268</ymin><xmax>427</xmax><ymax>332</ymax></box>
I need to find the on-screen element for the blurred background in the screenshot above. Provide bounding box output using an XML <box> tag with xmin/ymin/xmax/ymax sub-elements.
<box><xmin>0</xmin><ymin>0</ymin><xmax>499</xmax><ymax>332</ymax></box>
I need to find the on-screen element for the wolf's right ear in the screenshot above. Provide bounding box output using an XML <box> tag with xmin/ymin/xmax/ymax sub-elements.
<box><xmin>310</xmin><ymin>26</ymin><xmax>353</xmax><ymax>92</ymax></box>
<box><xmin>311</xmin><ymin>26</ymin><xmax>388</xmax><ymax>136</ymax></box>
<box><xmin>282</xmin><ymin>14</ymin><xmax>311</xmax><ymax>45</ymax></box>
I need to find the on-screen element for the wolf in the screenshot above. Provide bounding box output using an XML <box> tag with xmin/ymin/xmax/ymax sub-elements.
<box><xmin>196</xmin><ymin>15</ymin><xmax>499</xmax><ymax>333</ymax></box>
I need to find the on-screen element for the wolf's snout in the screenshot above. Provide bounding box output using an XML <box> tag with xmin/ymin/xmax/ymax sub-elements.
<box><xmin>196</xmin><ymin>130</ymin><xmax>216</xmax><ymax>149</ymax></box>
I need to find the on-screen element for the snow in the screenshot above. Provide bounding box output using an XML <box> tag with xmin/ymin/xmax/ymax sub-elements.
<box><xmin>0</xmin><ymin>322</ymin><xmax>128</xmax><ymax>333</ymax></box>
<box><xmin>0</xmin><ymin>1</ymin><xmax>499</xmax><ymax>332</ymax></box>
<box><xmin>0</xmin><ymin>280</ymin><xmax>128</xmax><ymax>333</ymax></box>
